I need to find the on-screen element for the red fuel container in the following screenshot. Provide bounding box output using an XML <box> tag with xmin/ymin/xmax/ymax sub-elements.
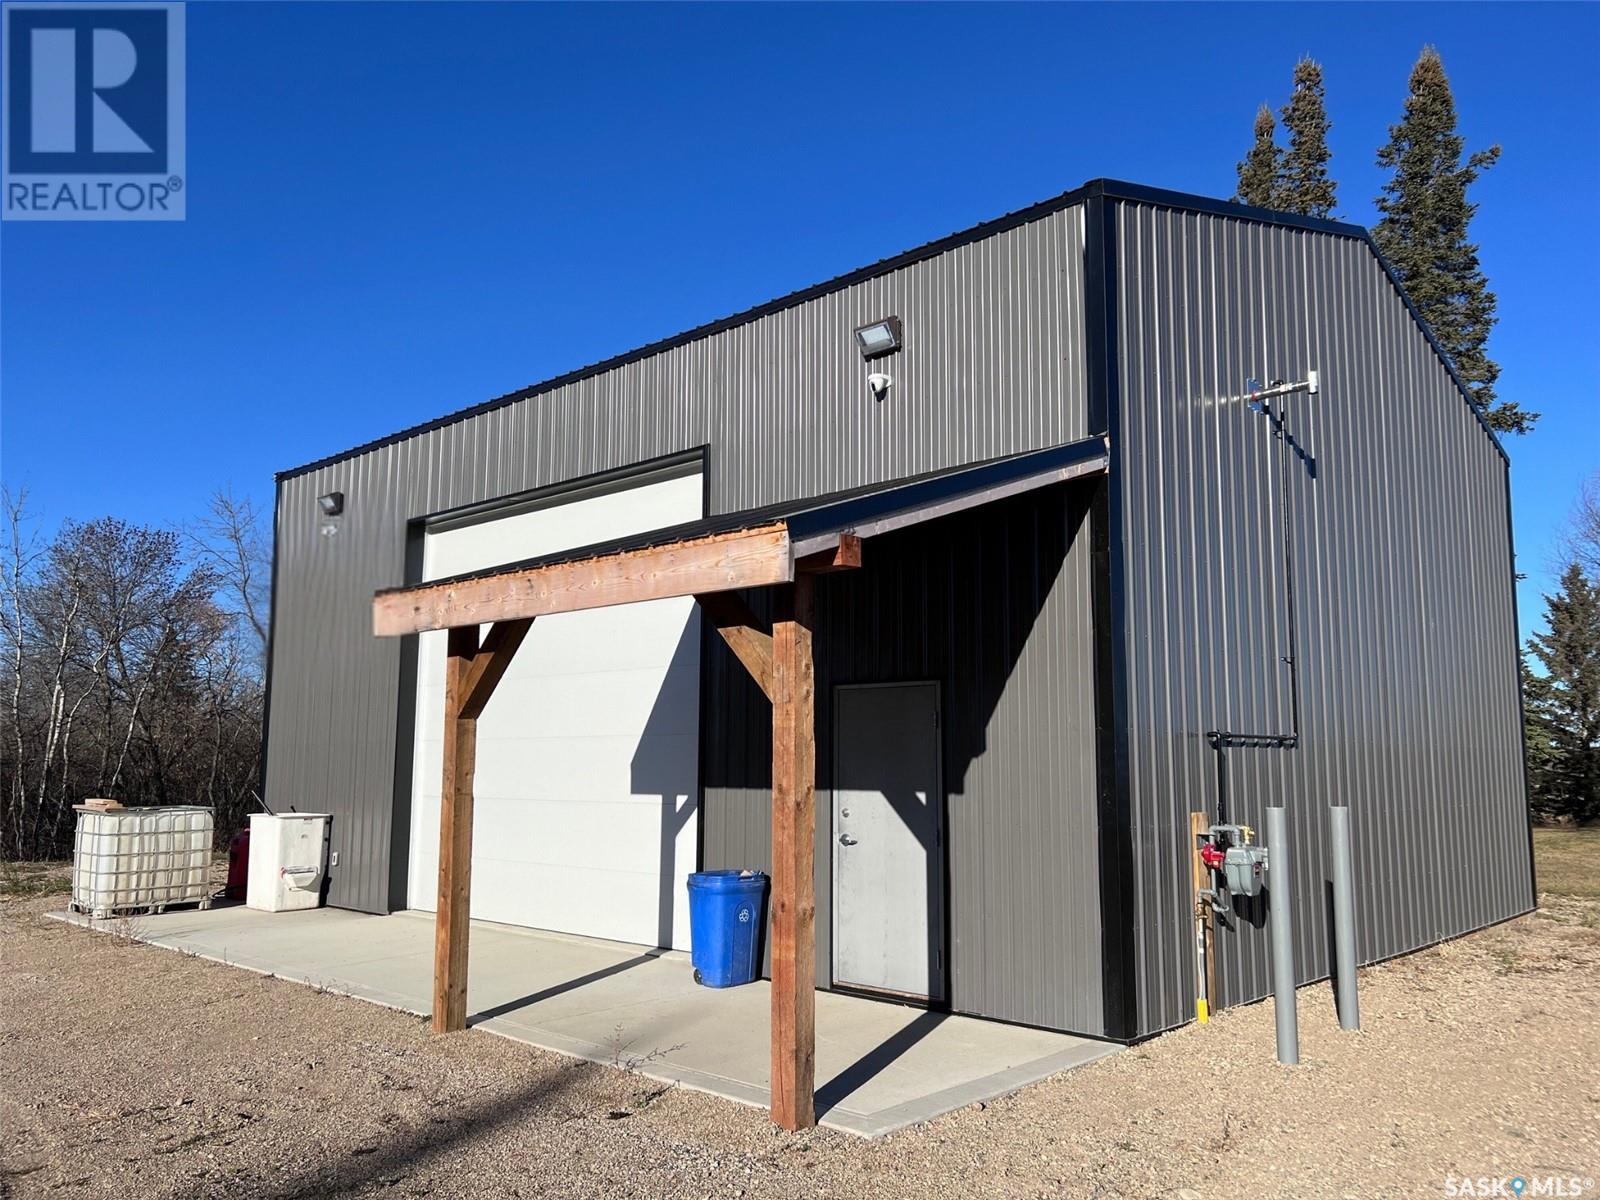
<box><xmin>225</xmin><ymin>825</ymin><xmax>251</xmax><ymax>901</ymax></box>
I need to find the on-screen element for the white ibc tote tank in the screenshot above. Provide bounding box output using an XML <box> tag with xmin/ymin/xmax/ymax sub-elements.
<box><xmin>246</xmin><ymin>813</ymin><xmax>330</xmax><ymax>912</ymax></box>
<box><xmin>71</xmin><ymin>806</ymin><xmax>214</xmax><ymax>917</ymax></box>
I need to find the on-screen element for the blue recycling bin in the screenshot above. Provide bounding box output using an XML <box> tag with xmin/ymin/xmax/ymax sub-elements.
<box><xmin>686</xmin><ymin>870</ymin><xmax>768</xmax><ymax>987</ymax></box>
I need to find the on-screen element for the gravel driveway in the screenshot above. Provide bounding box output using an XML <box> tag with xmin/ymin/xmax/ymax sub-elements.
<box><xmin>2</xmin><ymin>875</ymin><xmax>1596</xmax><ymax>1199</ymax></box>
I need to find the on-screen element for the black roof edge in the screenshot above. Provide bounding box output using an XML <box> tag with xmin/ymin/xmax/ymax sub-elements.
<box><xmin>279</xmin><ymin>177</ymin><xmax>1505</xmax><ymax>481</ymax></box>
<box><xmin>377</xmin><ymin>435</ymin><xmax>1108</xmax><ymax>596</ymax></box>
<box><xmin>1098</xmin><ymin>180</ymin><xmax>1509</xmax><ymax>466</ymax></box>
<box><xmin>277</xmin><ymin>180</ymin><xmax>1096</xmax><ymax>482</ymax></box>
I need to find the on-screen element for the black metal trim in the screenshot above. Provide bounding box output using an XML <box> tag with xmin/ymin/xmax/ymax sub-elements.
<box><xmin>276</xmin><ymin>183</ymin><xmax>1098</xmax><ymax>481</ymax></box>
<box><xmin>1096</xmin><ymin>179</ymin><xmax>1370</xmax><ymax>239</ymax></box>
<box><xmin>1097</xmin><ymin>181</ymin><xmax>1508</xmax><ymax>465</ymax></box>
<box><xmin>375</xmin><ymin>436</ymin><xmax>1107</xmax><ymax>597</ymax></box>
<box><xmin>1364</xmin><ymin>235</ymin><xmax>1508</xmax><ymax>463</ymax></box>
<box><xmin>256</xmin><ymin>477</ymin><xmax>283</xmax><ymax>810</ymax></box>
<box><xmin>275</xmin><ymin>178</ymin><xmax>1507</xmax><ymax>484</ymax></box>
<box><xmin>783</xmin><ymin>439</ymin><xmax>1105</xmax><ymax>544</ymax></box>
<box><xmin>386</xmin><ymin>522</ymin><xmax>426</xmax><ymax>913</ymax></box>
<box><xmin>417</xmin><ymin>446</ymin><xmax>709</xmax><ymax>532</ymax></box>
<box><xmin>1085</xmin><ymin>192</ymin><xmax>1139</xmax><ymax>1043</ymax></box>
<box><xmin>693</xmin><ymin>448</ymin><xmax>712</xmax><ymax>881</ymax></box>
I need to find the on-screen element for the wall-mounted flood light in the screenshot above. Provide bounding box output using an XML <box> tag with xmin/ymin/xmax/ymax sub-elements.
<box><xmin>853</xmin><ymin>316</ymin><xmax>903</xmax><ymax>360</ymax></box>
<box><xmin>318</xmin><ymin>491</ymin><xmax>345</xmax><ymax>538</ymax></box>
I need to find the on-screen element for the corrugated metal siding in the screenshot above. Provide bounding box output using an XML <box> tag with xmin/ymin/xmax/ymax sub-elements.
<box><xmin>702</xmin><ymin>485</ymin><xmax>1105</xmax><ymax>1036</ymax></box>
<box><xmin>266</xmin><ymin>205</ymin><xmax>1090</xmax><ymax>915</ymax></box>
<box><xmin>1110</xmin><ymin>201</ymin><xmax>1531</xmax><ymax>1037</ymax></box>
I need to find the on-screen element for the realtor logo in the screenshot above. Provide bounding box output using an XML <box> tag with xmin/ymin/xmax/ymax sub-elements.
<box><xmin>3</xmin><ymin>2</ymin><xmax>185</xmax><ymax>220</ymax></box>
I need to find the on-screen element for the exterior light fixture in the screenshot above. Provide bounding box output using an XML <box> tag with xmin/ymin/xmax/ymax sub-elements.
<box><xmin>853</xmin><ymin>316</ymin><xmax>902</xmax><ymax>360</ymax></box>
<box><xmin>318</xmin><ymin>491</ymin><xmax>345</xmax><ymax>538</ymax></box>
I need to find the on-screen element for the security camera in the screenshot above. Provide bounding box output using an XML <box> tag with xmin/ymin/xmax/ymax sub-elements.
<box><xmin>866</xmin><ymin>372</ymin><xmax>893</xmax><ymax>400</ymax></box>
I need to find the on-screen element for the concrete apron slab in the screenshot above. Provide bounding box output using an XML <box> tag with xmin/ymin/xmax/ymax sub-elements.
<box><xmin>48</xmin><ymin>905</ymin><xmax>1118</xmax><ymax>1138</ymax></box>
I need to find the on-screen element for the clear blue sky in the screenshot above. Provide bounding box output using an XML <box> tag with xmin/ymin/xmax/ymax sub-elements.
<box><xmin>2</xmin><ymin>1</ymin><xmax>1595</xmax><ymax>640</ymax></box>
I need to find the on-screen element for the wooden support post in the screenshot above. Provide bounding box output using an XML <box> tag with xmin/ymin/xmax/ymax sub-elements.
<box><xmin>434</xmin><ymin>624</ymin><xmax>480</xmax><ymax>1033</ymax></box>
<box><xmin>431</xmin><ymin>618</ymin><xmax>533</xmax><ymax>1033</ymax></box>
<box><xmin>769</xmin><ymin>575</ymin><xmax>816</xmax><ymax>1131</ymax></box>
<box><xmin>1189</xmin><ymin>810</ymin><xmax>1216</xmax><ymax>1023</ymax></box>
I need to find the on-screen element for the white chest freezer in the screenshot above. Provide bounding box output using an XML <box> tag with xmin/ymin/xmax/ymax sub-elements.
<box><xmin>246</xmin><ymin>813</ymin><xmax>330</xmax><ymax>912</ymax></box>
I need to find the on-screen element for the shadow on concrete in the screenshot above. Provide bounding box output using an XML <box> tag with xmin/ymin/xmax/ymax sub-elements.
<box><xmin>814</xmin><ymin>1009</ymin><xmax>947</xmax><ymax>1117</ymax></box>
<box><xmin>467</xmin><ymin>949</ymin><xmax>666</xmax><ymax>1025</ymax></box>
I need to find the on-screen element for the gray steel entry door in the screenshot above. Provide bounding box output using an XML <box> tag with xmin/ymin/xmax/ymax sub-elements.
<box><xmin>832</xmin><ymin>682</ymin><xmax>945</xmax><ymax>1001</ymax></box>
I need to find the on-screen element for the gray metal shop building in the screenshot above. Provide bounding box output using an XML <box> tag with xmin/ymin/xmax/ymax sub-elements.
<box><xmin>263</xmin><ymin>180</ymin><xmax>1533</xmax><ymax>1097</ymax></box>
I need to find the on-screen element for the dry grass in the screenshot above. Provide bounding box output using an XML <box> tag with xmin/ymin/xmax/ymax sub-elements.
<box><xmin>0</xmin><ymin>859</ymin><xmax>71</xmax><ymax>900</ymax></box>
<box><xmin>1533</xmin><ymin>825</ymin><xmax>1600</xmax><ymax>901</ymax></box>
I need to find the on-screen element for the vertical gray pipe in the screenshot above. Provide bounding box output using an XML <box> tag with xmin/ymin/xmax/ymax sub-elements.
<box><xmin>1266</xmin><ymin>805</ymin><xmax>1299</xmax><ymax>1065</ymax></box>
<box><xmin>1329</xmin><ymin>805</ymin><xmax>1361</xmax><ymax>1031</ymax></box>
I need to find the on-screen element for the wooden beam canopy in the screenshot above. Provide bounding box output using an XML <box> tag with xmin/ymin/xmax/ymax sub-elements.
<box><xmin>372</xmin><ymin>438</ymin><xmax>1107</xmax><ymax>1130</ymax></box>
<box><xmin>371</xmin><ymin>500</ymin><xmax>881</xmax><ymax>1130</ymax></box>
<box><xmin>377</xmin><ymin>439</ymin><xmax>1106</xmax><ymax>639</ymax></box>
<box><xmin>421</xmin><ymin>585</ymin><xmax>826</xmax><ymax>1129</ymax></box>
<box><xmin>374</xmin><ymin>524</ymin><xmax>793</xmax><ymax>637</ymax></box>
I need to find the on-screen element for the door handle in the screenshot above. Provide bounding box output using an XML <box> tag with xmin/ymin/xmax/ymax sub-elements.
<box><xmin>838</xmin><ymin>834</ymin><xmax>858</xmax><ymax>846</ymax></box>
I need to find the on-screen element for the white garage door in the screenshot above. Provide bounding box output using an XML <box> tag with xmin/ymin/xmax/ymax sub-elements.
<box><xmin>408</xmin><ymin>468</ymin><xmax>703</xmax><ymax>950</ymax></box>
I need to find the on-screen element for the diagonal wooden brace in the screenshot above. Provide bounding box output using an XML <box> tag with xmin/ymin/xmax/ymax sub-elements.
<box><xmin>695</xmin><ymin>591</ymin><xmax>773</xmax><ymax>700</ymax></box>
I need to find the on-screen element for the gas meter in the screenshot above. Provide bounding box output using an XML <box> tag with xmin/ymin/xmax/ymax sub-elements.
<box><xmin>1198</xmin><ymin>823</ymin><xmax>1269</xmax><ymax>903</ymax></box>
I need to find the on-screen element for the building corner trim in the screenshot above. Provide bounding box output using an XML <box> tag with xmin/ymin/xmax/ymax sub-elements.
<box><xmin>258</xmin><ymin>478</ymin><xmax>283</xmax><ymax>806</ymax></box>
<box><xmin>1085</xmin><ymin>192</ymin><xmax>1139</xmax><ymax>1041</ymax></box>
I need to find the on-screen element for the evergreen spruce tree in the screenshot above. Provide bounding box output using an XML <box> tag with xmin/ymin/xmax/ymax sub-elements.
<box><xmin>1522</xmin><ymin>656</ymin><xmax>1560</xmax><ymax>818</ymax></box>
<box><xmin>1277</xmin><ymin>58</ymin><xmax>1337</xmax><ymax>218</ymax></box>
<box><xmin>1374</xmin><ymin>47</ymin><xmax>1535</xmax><ymax>433</ymax></box>
<box><xmin>1525</xmin><ymin>563</ymin><xmax>1600</xmax><ymax>824</ymax></box>
<box><xmin>1235</xmin><ymin>104</ymin><xmax>1281</xmax><ymax>209</ymax></box>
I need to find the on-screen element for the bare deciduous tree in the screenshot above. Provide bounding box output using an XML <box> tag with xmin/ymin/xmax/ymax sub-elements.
<box><xmin>0</xmin><ymin>491</ymin><xmax>268</xmax><ymax>860</ymax></box>
<box><xmin>190</xmin><ymin>488</ymin><xmax>270</xmax><ymax>659</ymax></box>
<box><xmin>1565</xmin><ymin>471</ymin><xmax>1600</xmax><ymax>583</ymax></box>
